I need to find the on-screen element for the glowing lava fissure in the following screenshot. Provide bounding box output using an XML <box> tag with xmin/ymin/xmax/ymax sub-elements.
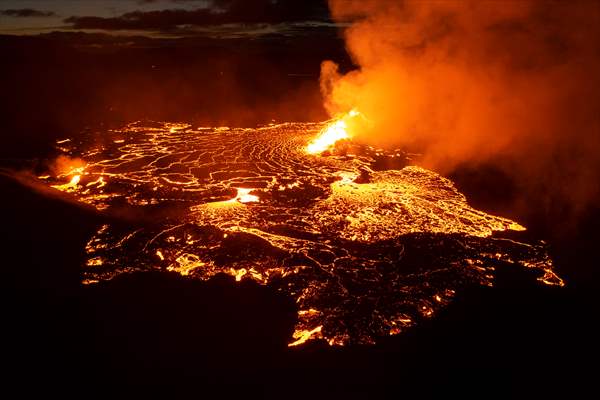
<box><xmin>305</xmin><ymin>109</ymin><xmax>362</xmax><ymax>154</ymax></box>
<box><xmin>43</xmin><ymin>120</ymin><xmax>563</xmax><ymax>346</ymax></box>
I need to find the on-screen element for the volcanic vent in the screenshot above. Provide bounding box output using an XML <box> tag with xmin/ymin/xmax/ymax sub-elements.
<box><xmin>43</xmin><ymin>117</ymin><xmax>563</xmax><ymax>346</ymax></box>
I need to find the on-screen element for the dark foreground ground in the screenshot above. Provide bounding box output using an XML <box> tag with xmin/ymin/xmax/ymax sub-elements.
<box><xmin>1</xmin><ymin>33</ymin><xmax>599</xmax><ymax>398</ymax></box>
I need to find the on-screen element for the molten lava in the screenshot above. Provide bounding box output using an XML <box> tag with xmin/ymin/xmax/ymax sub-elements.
<box><xmin>234</xmin><ymin>188</ymin><xmax>260</xmax><ymax>204</ymax></box>
<box><xmin>305</xmin><ymin>109</ymin><xmax>361</xmax><ymax>154</ymax></box>
<box><xmin>51</xmin><ymin>174</ymin><xmax>81</xmax><ymax>191</ymax></box>
<box><xmin>288</xmin><ymin>325</ymin><xmax>323</xmax><ymax>347</ymax></box>
<box><xmin>41</xmin><ymin>120</ymin><xmax>563</xmax><ymax>346</ymax></box>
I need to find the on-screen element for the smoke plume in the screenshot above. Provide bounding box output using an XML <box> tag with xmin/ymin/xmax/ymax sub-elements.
<box><xmin>322</xmin><ymin>0</ymin><xmax>600</xmax><ymax>216</ymax></box>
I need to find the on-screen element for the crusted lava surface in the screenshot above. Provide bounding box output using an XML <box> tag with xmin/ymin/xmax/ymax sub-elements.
<box><xmin>41</xmin><ymin>121</ymin><xmax>562</xmax><ymax>346</ymax></box>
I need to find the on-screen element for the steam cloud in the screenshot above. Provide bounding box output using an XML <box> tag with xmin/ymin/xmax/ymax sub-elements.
<box><xmin>321</xmin><ymin>0</ymin><xmax>600</xmax><ymax>215</ymax></box>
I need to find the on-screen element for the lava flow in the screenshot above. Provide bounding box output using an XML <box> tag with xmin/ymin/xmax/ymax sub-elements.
<box><xmin>42</xmin><ymin>118</ymin><xmax>563</xmax><ymax>346</ymax></box>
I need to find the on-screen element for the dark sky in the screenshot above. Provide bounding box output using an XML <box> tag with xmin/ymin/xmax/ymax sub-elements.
<box><xmin>0</xmin><ymin>0</ymin><xmax>333</xmax><ymax>37</ymax></box>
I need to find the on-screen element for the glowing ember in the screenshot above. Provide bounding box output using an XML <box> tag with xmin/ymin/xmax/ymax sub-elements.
<box><xmin>305</xmin><ymin>109</ymin><xmax>361</xmax><ymax>154</ymax></box>
<box><xmin>41</xmin><ymin>121</ymin><xmax>563</xmax><ymax>346</ymax></box>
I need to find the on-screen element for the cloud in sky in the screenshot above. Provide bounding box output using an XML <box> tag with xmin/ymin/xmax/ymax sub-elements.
<box><xmin>1</xmin><ymin>8</ymin><xmax>56</xmax><ymax>17</ymax></box>
<box><xmin>64</xmin><ymin>0</ymin><xmax>330</xmax><ymax>31</ymax></box>
<box><xmin>0</xmin><ymin>1</ymin><xmax>331</xmax><ymax>38</ymax></box>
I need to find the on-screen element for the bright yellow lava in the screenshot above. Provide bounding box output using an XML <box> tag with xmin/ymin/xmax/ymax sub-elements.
<box><xmin>51</xmin><ymin>174</ymin><xmax>81</xmax><ymax>191</ymax></box>
<box><xmin>70</xmin><ymin>175</ymin><xmax>81</xmax><ymax>185</ymax></box>
<box><xmin>305</xmin><ymin>109</ymin><xmax>360</xmax><ymax>154</ymax></box>
<box><xmin>168</xmin><ymin>253</ymin><xmax>206</xmax><ymax>276</ymax></box>
<box><xmin>235</xmin><ymin>188</ymin><xmax>259</xmax><ymax>203</ymax></box>
<box><xmin>231</xmin><ymin>267</ymin><xmax>247</xmax><ymax>281</ymax></box>
<box><xmin>288</xmin><ymin>325</ymin><xmax>323</xmax><ymax>347</ymax></box>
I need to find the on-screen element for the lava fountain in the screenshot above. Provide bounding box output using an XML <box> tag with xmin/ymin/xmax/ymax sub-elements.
<box><xmin>305</xmin><ymin>109</ymin><xmax>363</xmax><ymax>154</ymax></box>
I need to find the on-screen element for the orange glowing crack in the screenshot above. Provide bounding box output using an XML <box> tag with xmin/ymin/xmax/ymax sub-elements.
<box><xmin>86</xmin><ymin>176</ymin><xmax>106</xmax><ymax>188</ymax></box>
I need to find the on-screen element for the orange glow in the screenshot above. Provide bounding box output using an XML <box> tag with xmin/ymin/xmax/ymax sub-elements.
<box><xmin>321</xmin><ymin>0</ymin><xmax>600</xmax><ymax>218</ymax></box>
<box><xmin>305</xmin><ymin>109</ymin><xmax>361</xmax><ymax>154</ymax></box>
<box><xmin>51</xmin><ymin>155</ymin><xmax>87</xmax><ymax>176</ymax></box>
